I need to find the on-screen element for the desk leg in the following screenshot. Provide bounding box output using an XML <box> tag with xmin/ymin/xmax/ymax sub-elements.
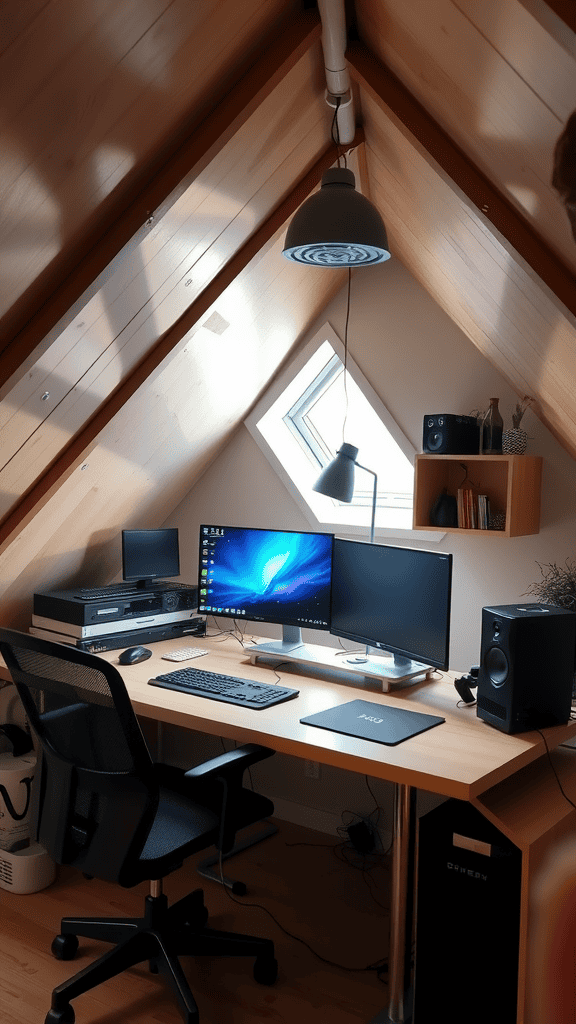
<box><xmin>369</xmin><ymin>782</ymin><xmax>416</xmax><ymax>1024</ymax></box>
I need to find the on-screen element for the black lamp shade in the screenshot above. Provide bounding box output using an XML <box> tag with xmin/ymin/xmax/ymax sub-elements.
<box><xmin>313</xmin><ymin>443</ymin><xmax>359</xmax><ymax>502</ymax></box>
<box><xmin>283</xmin><ymin>169</ymin><xmax>391</xmax><ymax>267</ymax></box>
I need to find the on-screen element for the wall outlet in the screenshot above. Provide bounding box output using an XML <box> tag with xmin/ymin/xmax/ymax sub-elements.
<box><xmin>304</xmin><ymin>760</ymin><xmax>320</xmax><ymax>779</ymax></box>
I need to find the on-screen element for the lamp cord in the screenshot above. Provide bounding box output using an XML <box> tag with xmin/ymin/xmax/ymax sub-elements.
<box><xmin>330</xmin><ymin>91</ymin><xmax>351</xmax><ymax>445</ymax></box>
<box><xmin>342</xmin><ymin>266</ymin><xmax>351</xmax><ymax>445</ymax></box>
<box><xmin>331</xmin><ymin>94</ymin><xmax>346</xmax><ymax>168</ymax></box>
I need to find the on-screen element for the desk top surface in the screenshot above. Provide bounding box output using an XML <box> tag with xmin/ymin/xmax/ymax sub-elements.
<box><xmin>95</xmin><ymin>633</ymin><xmax>576</xmax><ymax>801</ymax></box>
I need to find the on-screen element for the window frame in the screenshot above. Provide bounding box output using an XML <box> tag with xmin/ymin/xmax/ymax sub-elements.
<box><xmin>245</xmin><ymin>322</ymin><xmax>437</xmax><ymax>541</ymax></box>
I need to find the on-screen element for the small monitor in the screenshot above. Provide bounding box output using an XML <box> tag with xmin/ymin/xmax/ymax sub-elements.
<box><xmin>122</xmin><ymin>528</ymin><xmax>180</xmax><ymax>589</ymax></box>
<box><xmin>330</xmin><ymin>539</ymin><xmax>452</xmax><ymax>679</ymax></box>
<box><xmin>198</xmin><ymin>525</ymin><xmax>333</xmax><ymax>653</ymax></box>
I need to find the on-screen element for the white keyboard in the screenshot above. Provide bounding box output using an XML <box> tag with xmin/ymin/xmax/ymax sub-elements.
<box><xmin>161</xmin><ymin>647</ymin><xmax>209</xmax><ymax>662</ymax></box>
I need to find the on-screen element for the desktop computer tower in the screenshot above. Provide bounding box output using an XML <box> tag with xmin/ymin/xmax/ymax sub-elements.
<box><xmin>413</xmin><ymin>799</ymin><xmax>521</xmax><ymax>1024</ymax></box>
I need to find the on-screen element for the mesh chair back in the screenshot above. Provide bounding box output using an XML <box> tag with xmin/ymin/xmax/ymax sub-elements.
<box><xmin>0</xmin><ymin>629</ymin><xmax>158</xmax><ymax>884</ymax></box>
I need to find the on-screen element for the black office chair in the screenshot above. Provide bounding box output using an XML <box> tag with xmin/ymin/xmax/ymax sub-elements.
<box><xmin>0</xmin><ymin>628</ymin><xmax>278</xmax><ymax>1024</ymax></box>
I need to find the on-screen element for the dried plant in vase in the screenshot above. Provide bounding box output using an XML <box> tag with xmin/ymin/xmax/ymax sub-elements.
<box><xmin>511</xmin><ymin>396</ymin><xmax>533</xmax><ymax>429</ymax></box>
<box><xmin>524</xmin><ymin>559</ymin><xmax>576</xmax><ymax>613</ymax></box>
<box><xmin>503</xmin><ymin>396</ymin><xmax>533</xmax><ymax>453</ymax></box>
<box><xmin>525</xmin><ymin>559</ymin><xmax>576</xmax><ymax>681</ymax></box>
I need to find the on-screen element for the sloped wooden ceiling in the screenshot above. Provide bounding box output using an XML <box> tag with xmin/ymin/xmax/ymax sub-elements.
<box><xmin>0</xmin><ymin>1</ymin><xmax>347</xmax><ymax>624</ymax></box>
<box><xmin>1</xmin><ymin>0</ymin><xmax>576</xmax><ymax>629</ymax></box>
<box><xmin>352</xmin><ymin>0</ymin><xmax>576</xmax><ymax>457</ymax></box>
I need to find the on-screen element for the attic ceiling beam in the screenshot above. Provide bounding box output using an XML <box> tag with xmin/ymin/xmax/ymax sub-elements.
<box><xmin>0</xmin><ymin>131</ymin><xmax>364</xmax><ymax>553</ymax></box>
<box><xmin>347</xmin><ymin>40</ymin><xmax>576</xmax><ymax>324</ymax></box>
<box><xmin>0</xmin><ymin>6</ymin><xmax>322</xmax><ymax>394</ymax></box>
<box><xmin>543</xmin><ymin>1</ymin><xmax>576</xmax><ymax>33</ymax></box>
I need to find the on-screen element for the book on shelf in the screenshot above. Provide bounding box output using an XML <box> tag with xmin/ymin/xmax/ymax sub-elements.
<box><xmin>457</xmin><ymin>488</ymin><xmax>490</xmax><ymax>529</ymax></box>
<box><xmin>477</xmin><ymin>494</ymin><xmax>490</xmax><ymax>530</ymax></box>
<box><xmin>457</xmin><ymin>487</ymin><xmax>466</xmax><ymax>528</ymax></box>
<box><xmin>457</xmin><ymin>487</ymin><xmax>475</xmax><ymax>528</ymax></box>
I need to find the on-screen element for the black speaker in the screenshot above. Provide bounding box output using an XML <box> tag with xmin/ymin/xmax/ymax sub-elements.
<box><xmin>422</xmin><ymin>413</ymin><xmax>480</xmax><ymax>454</ymax></box>
<box><xmin>413</xmin><ymin>799</ymin><xmax>521</xmax><ymax>1024</ymax></box>
<box><xmin>161</xmin><ymin>586</ymin><xmax>198</xmax><ymax>613</ymax></box>
<box><xmin>477</xmin><ymin>603</ymin><xmax>576</xmax><ymax>733</ymax></box>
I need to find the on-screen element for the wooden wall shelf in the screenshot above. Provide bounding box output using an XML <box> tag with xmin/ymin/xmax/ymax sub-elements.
<box><xmin>413</xmin><ymin>454</ymin><xmax>542</xmax><ymax>537</ymax></box>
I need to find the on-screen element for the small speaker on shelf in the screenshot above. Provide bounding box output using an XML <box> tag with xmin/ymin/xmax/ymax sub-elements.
<box><xmin>422</xmin><ymin>414</ymin><xmax>480</xmax><ymax>455</ymax></box>
<box><xmin>476</xmin><ymin>603</ymin><xmax>576</xmax><ymax>733</ymax></box>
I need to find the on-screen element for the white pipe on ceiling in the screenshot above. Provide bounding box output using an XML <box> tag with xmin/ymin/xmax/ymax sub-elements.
<box><xmin>317</xmin><ymin>0</ymin><xmax>356</xmax><ymax>145</ymax></box>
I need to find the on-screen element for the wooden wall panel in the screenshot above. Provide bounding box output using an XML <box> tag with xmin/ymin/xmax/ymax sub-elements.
<box><xmin>0</xmin><ymin>0</ymin><xmax>302</xmax><ymax>328</ymax></box>
<box><xmin>0</xmin><ymin>226</ymin><xmax>343</xmax><ymax>627</ymax></box>
<box><xmin>360</xmin><ymin>88</ymin><xmax>576</xmax><ymax>460</ymax></box>
<box><xmin>0</xmin><ymin>44</ymin><xmax>331</xmax><ymax>521</ymax></box>
<box><xmin>354</xmin><ymin>0</ymin><xmax>576</xmax><ymax>273</ymax></box>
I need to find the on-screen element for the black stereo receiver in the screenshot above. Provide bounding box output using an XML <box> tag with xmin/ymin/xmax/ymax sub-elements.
<box><xmin>30</xmin><ymin>617</ymin><xmax>207</xmax><ymax>654</ymax></box>
<box><xmin>423</xmin><ymin>414</ymin><xmax>480</xmax><ymax>454</ymax></box>
<box><xmin>33</xmin><ymin>582</ymin><xmax>198</xmax><ymax>626</ymax></box>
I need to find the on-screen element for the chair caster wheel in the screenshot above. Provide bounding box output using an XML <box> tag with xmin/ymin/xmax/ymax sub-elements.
<box><xmin>45</xmin><ymin>1005</ymin><xmax>75</xmax><ymax>1024</ymax></box>
<box><xmin>51</xmin><ymin>934</ymin><xmax>79</xmax><ymax>960</ymax></box>
<box><xmin>253</xmin><ymin>955</ymin><xmax>278</xmax><ymax>985</ymax></box>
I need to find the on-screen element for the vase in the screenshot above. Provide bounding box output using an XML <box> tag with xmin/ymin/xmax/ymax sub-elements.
<box><xmin>502</xmin><ymin>428</ymin><xmax>527</xmax><ymax>454</ymax></box>
<box><xmin>481</xmin><ymin>398</ymin><xmax>503</xmax><ymax>454</ymax></box>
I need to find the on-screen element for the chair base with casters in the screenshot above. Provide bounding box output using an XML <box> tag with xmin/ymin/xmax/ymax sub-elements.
<box><xmin>46</xmin><ymin>879</ymin><xmax>277</xmax><ymax>1024</ymax></box>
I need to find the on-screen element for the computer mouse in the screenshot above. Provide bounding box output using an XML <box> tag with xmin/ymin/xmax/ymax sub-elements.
<box><xmin>118</xmin><ymin>646</ymin><xmax>153</xmax><ymax>666</ymax></box>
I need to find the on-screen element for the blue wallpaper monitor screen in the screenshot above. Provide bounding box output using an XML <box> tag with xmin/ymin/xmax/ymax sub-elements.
<box><xmin>198</xmin><ymin>525</ymin><xmax>333</xmax><ymax>629</ymax></box>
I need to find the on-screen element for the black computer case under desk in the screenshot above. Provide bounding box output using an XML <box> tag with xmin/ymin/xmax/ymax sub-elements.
<box><xmin>413</xmin><ymin>799</ymin><xmax>522</xmax><ymax>1023</ymax></box>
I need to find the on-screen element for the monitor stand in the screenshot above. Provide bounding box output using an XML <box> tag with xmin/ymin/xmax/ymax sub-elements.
<box><xmin>343</xmin><ymin>648</ymin><xmax>430</xmax><ymax>683</ymax></box>
<box><xmin>248</xmin><ymin>625</ymin><xmax>308</xmax><ymax>658</ymax></box>
<box><xmin>248</xmin><ymin>634</ymin><xmax>432</xmax><ymax>692</ymax></box>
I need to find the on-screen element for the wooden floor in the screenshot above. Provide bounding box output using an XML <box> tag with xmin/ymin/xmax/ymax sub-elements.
<box><xmin>0</xmin><ymin>820</ymin><xmax>391</xmax><ymax>1024</ymax></box>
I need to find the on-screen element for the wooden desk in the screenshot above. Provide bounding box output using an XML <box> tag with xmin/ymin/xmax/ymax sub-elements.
<box><xmin>97</xmin><ymin>635</ymin><xmax>576</xmax><ymax>1024</ymax></box>
<box><xmin>3</xmin><ymin>633</ymin><xmax>575</xmax><ymax>1023</ymax></box>
<box><xmin>98</xmin><ymin>636</ymin><xmax>574</xmax><ymax>798</ymax></box>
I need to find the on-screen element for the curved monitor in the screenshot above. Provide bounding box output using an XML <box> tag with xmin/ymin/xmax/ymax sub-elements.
<box><xmin>198</xmin><ymin>525</ymin><xmax>333</xmax><ymax>652</ymax></box>
<box><xmin>330</xmin><ymin>538</ymin><xmax>452</xmax><ymax>673</ymax></box>
<box><xmin>122</xmin><ymin>528</ymin><xmax>180</xmax><ymax>588</ymax></box>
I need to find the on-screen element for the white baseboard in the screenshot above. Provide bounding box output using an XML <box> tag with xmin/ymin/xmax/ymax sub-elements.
<box><xmin>270</xmin><ymin>797</ymin><xmax>393</xmax><ymax>850</ymax></box>
<box><xmin>270</xmin><ymin>797</ymin><xmax>343</xmax><ymax>836</ymax></box>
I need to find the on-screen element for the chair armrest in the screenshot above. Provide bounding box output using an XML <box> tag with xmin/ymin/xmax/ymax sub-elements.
<box><xmin>184</xmin><ymin>743</ymin><xmax>274</xmax><ymax>782</ymax></box>
<box><xmin>185</xmin><ymin>744</ymin><xmax>275</xmax><ymax>854</ymax></box>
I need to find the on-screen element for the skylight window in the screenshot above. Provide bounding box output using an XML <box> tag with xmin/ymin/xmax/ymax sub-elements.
<box><xmin>246</xmin><ymin>324</ymin><xmax>416</xmax><ymax>537</ymax></box>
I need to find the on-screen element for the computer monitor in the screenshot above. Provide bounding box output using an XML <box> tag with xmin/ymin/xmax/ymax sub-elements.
<box><xmin>122</xmin><ymin>528</ymin><xmax>180</xmax><ymax>589</ymax></box>
<box><xmin>330</xmin><ymin>538</ymin><xmax>452</xmax><ymax>682</ymax></box>
<box><xmin>198</xmin><ymin>525</ymin><xmax>333</xmax><ymax>654</ymax></box>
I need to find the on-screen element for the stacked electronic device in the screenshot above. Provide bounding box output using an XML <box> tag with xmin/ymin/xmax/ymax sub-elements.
<box><xmin>31</xmin><ymin>582</ymin><xmax>205</xmax><ymax>654</ymax></box>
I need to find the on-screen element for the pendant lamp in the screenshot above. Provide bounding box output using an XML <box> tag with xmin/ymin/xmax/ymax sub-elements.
<box><xmin>283</xmin><ymin>167</ymin><xmax>391</xmax><ymax>267</ymax></box>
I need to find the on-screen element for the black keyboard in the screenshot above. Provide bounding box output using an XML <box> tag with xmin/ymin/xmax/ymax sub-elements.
<box><xmin>148</xmin><ymin>666</ymin><xmax>299</xmax><ymax>709</ymax></box>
